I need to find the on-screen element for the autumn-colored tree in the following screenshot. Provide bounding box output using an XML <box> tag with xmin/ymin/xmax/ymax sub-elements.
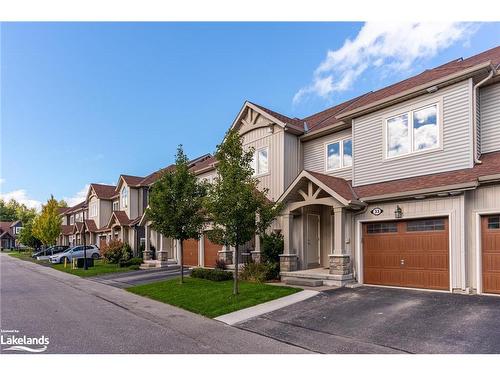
<box><xmin>33</xmin><ymin>195</ymin><xmax>62</xmax><ymax>246</ymax></box>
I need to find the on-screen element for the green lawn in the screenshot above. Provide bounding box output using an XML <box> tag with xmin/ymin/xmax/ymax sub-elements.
<box><xmin>7</xmin><ymin>251</ymin><xmax>140</xmax><ymax>277</ymax></box>
<box><xmin>51</xmin><ymin>260</ymin><xmax>140</xmax><ymax>277</ymax></box>
<box><xmin>126</xmin><ymin>277</ymin><xmax>301</xmax><ymax>318</ymax></box>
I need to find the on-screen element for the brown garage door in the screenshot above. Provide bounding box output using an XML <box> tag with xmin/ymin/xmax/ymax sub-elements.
<box><xmin>363</xmin><ymin>218</ymin><xmax>449</xmax><ymax>291</ymax></box>
<box><xmin>204</xmin><ymin>232</ymin><xmax>222</xmax><ymax>268</ymax></box>
<box><xmin>182</xmin><ymin>239</ymin><xmax>199</xmax><ymax>266</ymax></box>
<box><xmin>482</xmin><ymin>215</ymin><xmax>500</xmax><ymax>294</ymax></box>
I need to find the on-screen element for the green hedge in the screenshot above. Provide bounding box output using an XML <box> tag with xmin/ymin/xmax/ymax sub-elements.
<box><xmin>119</xmin><ymin>257</ymin><xmax>143</xmax><ymax>268</ymax></box>
<box><xmin>191</xmin><ymin>267</ymin><xmax>233</xmax><ymax>282</ymax></box>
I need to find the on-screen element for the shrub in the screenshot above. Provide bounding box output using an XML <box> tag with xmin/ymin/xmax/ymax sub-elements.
<box><xmin>261</xmin><ymin>232</ymin><xmax>284</xmax><ymax>264</ymax></box>
<box><xmin>100</xmin><ymin>239</ymin><xmax>124</xmax><ymax>264</ymax></box>
<box><xmin>240</xmin><ymin>262</ymin><xmax>278</xmax><ymax>283</ymax></box>
<box><xmin>119</xmin><ymin>257</ymin><xmax>143</xmax><ymax>268</ymax></box>
<box><xmin>215</xmin><ymin>258</ymin><xmax>227</xmax><ymax>270</ymax></box>
<box><xmin>191</xmin><ymin>267</ymin><xmax>233</xmax><ymax>282</ymax></box>
<box><xmin>121</xmin><ymin>243</ymin><xmax>133</xmax><ymax>262</ymax></box>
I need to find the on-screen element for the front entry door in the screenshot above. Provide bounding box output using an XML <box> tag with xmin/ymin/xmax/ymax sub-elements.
<box><xmin>307</xmin><ymin>214</ymin><xmax>320</xmax><ymax>267</ymax></box>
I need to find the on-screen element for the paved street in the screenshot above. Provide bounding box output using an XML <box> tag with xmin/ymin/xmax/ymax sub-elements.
<box><xmin>237</xmin><ymin>286</ymin><xmax>500</xmax><ymax>354</ymax></box>
<box><xmin>0</xmin><ymin>254</ymin><xmax>309</xmax><ymax>354</ymax></box>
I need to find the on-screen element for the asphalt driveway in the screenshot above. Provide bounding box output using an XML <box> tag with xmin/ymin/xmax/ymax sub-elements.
<box><xmin>236</xmin><ymin>286</ymin><xmax>500</xmax><ymax>354</ymax></box>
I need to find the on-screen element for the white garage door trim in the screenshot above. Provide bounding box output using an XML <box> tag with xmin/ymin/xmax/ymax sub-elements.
<box><xmin>356</xmin><ymin>212</ymin><xmax>455</xmax><ymax>293</ymax></box>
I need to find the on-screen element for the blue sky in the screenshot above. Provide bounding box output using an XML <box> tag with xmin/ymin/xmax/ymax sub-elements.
<box><xmin>1</xmin><ymin>22</ymin><xmax>499</xmax><ymax>209</ymax></box>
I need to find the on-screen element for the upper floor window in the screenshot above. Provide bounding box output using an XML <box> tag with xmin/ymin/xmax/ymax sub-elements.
<box><xmin>121</xmin><ymin>186</ymin><xmax>128</xmax><ymax>209</ymax></box>
<box><xmin>15</xmin><ymin>227</ymin><xmax>23</xmax><ymax>234</ymax></box>
<box><xmin>252</xmin><ymin>147</ymin><xmax>269</xmax><ymax>176</ymax></box>
<box><xmin>112</xmin><ymin>201</ymin><xmax>119</xmax><ymax>211</ymax></box>
<box><xmin>89</xmin><ymin>203</ymin><xmax>97</xmax><ymax>217</ymax></box>
<box><xmin>326</xmin><ymin>138</ymin><xmax>352</xmax><ymax>171</ymax></box>
<box><xmin>70</xmin><ymin>216</ymin><xmax>75</xmax><ymax>225</ymax></box>
<box><xmin>386</xmin><ymin>103</ymin><xmax>439</xmax><ymax>159</ymax></box>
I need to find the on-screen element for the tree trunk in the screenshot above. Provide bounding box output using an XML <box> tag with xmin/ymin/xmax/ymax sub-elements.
<box><xmin>233</xmin><ymin>243</ymin><xmax>239</xmax><ymax>295</ymax></box>
<box><xmin>179</xmin><ymin>240</ymin><xmax>184</xmax><ymax>284</ymax></box>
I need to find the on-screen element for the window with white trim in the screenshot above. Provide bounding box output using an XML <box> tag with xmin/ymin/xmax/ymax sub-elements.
<box><xmin>121</xmin><ymin>186</ymin><xmax>128</xmax><ymax>209</ymax></box>
<box><xmin>113</xmin><ymin>201</ymin><xmax>119</xmax><ymax>211</ymax></box>
<box><xmin>252</xmin><ymin>147</ymin><xmax>269</xmax><ymax>176</ymax></box>
<box><xmin>89</xmin><ymin>203</ymin><xmax>97</xmax><ymax>217</ymax></box>
<box><xmin>386</xmin><ymin>103</ymin><xmax>439</xmax><ymax>158</ymax></box>
<box><xmin>326</xmin><ymin>138</ymin><xmax>352</xmax><ymax>171</ymax></box>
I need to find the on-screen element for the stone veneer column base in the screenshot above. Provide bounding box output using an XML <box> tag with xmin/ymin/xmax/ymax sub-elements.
<box><xmin>157</xmin><ymin>251</ymin><xmax>169</xmax><ymax>262</ymax></box>
<box><xmin>250</xmin><ymin>251</ymin><xmax>261</xmax><ymax>263</ymax></box>
<box><xmin>218</xmin><ymin>250</ymin><xmax>233</xmax><ymax>265</ymax></box>
<box><xmin>280</xmin><ymin>254</ymin><xmax>298</xmax><ymax>272</ymax></box>
<box><xmin>329</xmin><ymin>254</ymin><xmax>353</xmax><ymax>278</ymax></box>
<box><xmin>143</xmin><ymin>250</ymin><xmax>152</xmax><ymax>261</ymax></box>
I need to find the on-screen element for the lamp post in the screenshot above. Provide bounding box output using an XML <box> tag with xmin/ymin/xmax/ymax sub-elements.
<box><xmin>82</xmin><ymin>204</ymin><xmax>88</xmax><ymax>270</ymax></box>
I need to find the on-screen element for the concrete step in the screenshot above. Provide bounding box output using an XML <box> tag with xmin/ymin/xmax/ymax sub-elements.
<box><xmin>284</xmin><ymin>277</ymin><xmax>323</xmax><ymax>287</ymax></box>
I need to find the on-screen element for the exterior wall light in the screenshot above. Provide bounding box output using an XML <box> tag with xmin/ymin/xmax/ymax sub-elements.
<box><xmin>394</xmin><ymin>205</ymin><xmax>403</xmax><ymax>219</ymax></box>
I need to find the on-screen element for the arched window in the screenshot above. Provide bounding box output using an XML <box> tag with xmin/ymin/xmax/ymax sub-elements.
<box><xmin>121</xmin><ymin>186</ymin><xmax>128</xmax><ymax>209</ymax></box>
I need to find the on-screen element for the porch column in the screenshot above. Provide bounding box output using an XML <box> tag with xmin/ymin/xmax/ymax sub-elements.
<box><xmin>329</xmin><ymin>207</ymin><xmax>352</xmax><ymax>277</ymax></box>
<box><xmin>251</xmin><ymin>213</ymin><xmax>262</xmax><ymax>263</ymax></box>
<box><xmin>280</xmin><ymin>213</ymin><xmax>298</xmax><ymax>272</ymax></box>
<box><xmin>143</xmin><ymin>223</ymin><xmax>152</xmax><ymax>260</ymax></box>
<box><xmin>158</xmin><ymin>234</ymin><xmax>168</xmax><ymax>262</ymax></box>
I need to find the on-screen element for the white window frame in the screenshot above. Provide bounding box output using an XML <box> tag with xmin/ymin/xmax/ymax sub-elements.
<box><xmin>121</xmin><ymin>186</ymin><xmax>128</xmax><ymax>209</ymax></box>
<box><xmin>253</xmin><ymin>146</ymin><xmax>269</xmax><ymax>177</ymax></box>
<box><xmin>325</xmin><ymin>137</ymin><xmax>352</xmax><ymax>172</ymax></box>
<box><xmin>112</xmin><ymin>201</ymin><xmax>119</xmax><ymax>211</ymax></box>
<box><xmin>383</xmin><ymin>99</ymin><xmax>443</xmax><ymax>161</ymax></box>
<box><xmin>89</xmin><ymin>202</ymin><xmax>98</xmax><ymax>218</ymax></box>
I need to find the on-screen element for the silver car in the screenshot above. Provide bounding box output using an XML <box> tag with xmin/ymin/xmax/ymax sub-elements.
<box><xmin>49</xmin><ymin>245</ymin><xmax>100</xmax><ymax>264</ymax></box>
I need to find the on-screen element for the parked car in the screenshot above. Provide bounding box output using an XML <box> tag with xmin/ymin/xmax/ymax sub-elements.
<box><xmin>49</xmin><ymin>245</ymin><xmax>100</xmax><ymax>264</ymax></box>
<box><xmin>33</xmin><ymin>245</ymin><xmax>69</xmax><ymax>259</ymax></box>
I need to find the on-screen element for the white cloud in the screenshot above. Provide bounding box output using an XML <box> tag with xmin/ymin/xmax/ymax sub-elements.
<box><xmin>63</xmin><ymin>184</ymin><xmax>90</xmax><ymax>207</ymax></box>
<box><xmin>0</xmin><ymin>189</ymin><xmax>42</xmax><ymax>211</ymax></box>
<box><xmin>293</xmin><ymin>22</ymin><xmax>478</xmax><ymax>104</ymax></box>
<box><xmin>0</xmin><ymin>178</ymin><xmax>5</xmax><ymax>185</ymax></box>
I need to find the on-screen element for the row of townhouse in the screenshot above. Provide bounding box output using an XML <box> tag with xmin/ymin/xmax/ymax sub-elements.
<box><xmin>59</xmin><ymin>45</ymin><xmax>500</xmax><ymax>295</ymax></box>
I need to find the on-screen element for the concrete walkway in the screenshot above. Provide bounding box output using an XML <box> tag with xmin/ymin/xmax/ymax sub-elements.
<box><xmin>215</xmin><ymin>290</ymin><xmax>319</xmax><ymax>325</ymax></box>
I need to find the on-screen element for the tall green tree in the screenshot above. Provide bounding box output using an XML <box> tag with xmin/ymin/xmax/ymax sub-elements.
<box><xmin>204</xmin><ymin>129</ymin><xmax>281</xmax><ymax>295</ymax></box>
<box><xmin>18</xmin><ymin>220</ymin><xmax>42</xmax><ymax>249</ymax></box>
<box><xmin>147</xmin><ymin>146</ymin><xmax>207</xmax><ymax>283</ymax></box>
<box><xmin>32</xmin><ymin>195</ymin><xmax>61</xmax><ymax>246</ymax></box>
<box><xmin>0</xmin><ymin>198</ymin><xmax>37</xmax><ymax>223</ymax></box>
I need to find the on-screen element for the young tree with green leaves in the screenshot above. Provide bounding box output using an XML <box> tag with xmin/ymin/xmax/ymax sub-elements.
<box><xmin>147</xmin><ymin>145</ymin><xmax>207</xmax><ymax>283</ymax></box>
<box><xmin>18</xmin><ymin>220</ymin><xmax>42</xmax><ymax>249</ymax></box>
<box><xmin>32</xmin><ymin>195</ymin><xmax>62</xmax><ymax>246</ymax></box>
<box><xmin>204</xmin><ymin>129</ymin><xmax>282</xmax><ymax>295</ymax></box>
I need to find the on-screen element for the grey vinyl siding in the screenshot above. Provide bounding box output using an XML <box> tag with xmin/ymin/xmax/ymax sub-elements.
<box><xmin>479</xmin><ymin>82</ymin><xmax>500</xmax><ymax>154</ymax></box>
<box><xmin>476</xmin><ymin>89</ymin><xmax>481</xmax><ymax>158</ymax></box>
<box><xmin>302</xmin><ymin>128</ymin><xmax>353</xmax><ymax>180</ymax></box>
<box><xmin>353</xmin><ymin>80</ymin><xmax>473</xmax><ymax>187</ymax></box>
<box><xmin>284</xmin><ymin>132</ymin><xmax>301</xmax><ymax>190</ymax></box>
<box><xmin>99</xmin><ymin>200</ymin><xmax>112</xmax><ymax>230</ymax></box>
<box><xmin>465</xmin><ymin>185</ymin><xmax>500</xmax><ymax>291</ymax></box>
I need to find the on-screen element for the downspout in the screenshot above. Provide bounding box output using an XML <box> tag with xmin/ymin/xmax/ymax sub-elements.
<box><xmin>472</xmin><ymin>64</ymin><xmax>498</xmax><ymax>164</ymax></box>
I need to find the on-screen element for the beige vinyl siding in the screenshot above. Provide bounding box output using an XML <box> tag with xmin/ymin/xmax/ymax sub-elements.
<box><xmin>465</xmin><ymin>185</ymin><xmax>500</xmax><ymax>291</ymax></box>
<box><xmin>284</xmin><ymin>132</ymin><xmax>301</xmax><ymax>190</ymax></box>
<box><xmin>479</xmin><ymin>82</ymin><xmax>500</xmax><ymax>154</ymax></box>
<box><xmin>353</xmin><ymin>80</ymin><xmax>473</xmax><ymax>186</ymax></box>
<box><xmin>242</xmin><ymin>126</ymin><xmax>284</xmax><ymax>201</ymax></box>
<box><xmin>354</xmin><ymin>195</ymin><xmax>466</xmax><ymax>291</ymax></box>
<box><xmin>128</xmin><ymin>187</ymin><xmax>140</xmax><ymax>220</ymax></box>
<box><xmin>99</xmin><ymin>200</ymin><xmax>112</xmax><ymax>230</ymax></box>
<box><xmin>196</xmin><ymin>170</ymin><xmax>217</xmax><ymax>182</ymax></box>
<box><xmin>302</xmin><ymin>128</ymin><xmax>353</xmax><ymax>180</ymax></box>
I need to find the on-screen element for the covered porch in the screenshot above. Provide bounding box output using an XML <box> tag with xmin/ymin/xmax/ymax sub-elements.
<box><xmin>140</xmin><ymin>216</ymin><xmax>179</xmax><ymax>268</ymax></box>
<box><xmin>277</xmin><ymin>171</ymin><xmax>365</xmax><ymax>286</ymax></box>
